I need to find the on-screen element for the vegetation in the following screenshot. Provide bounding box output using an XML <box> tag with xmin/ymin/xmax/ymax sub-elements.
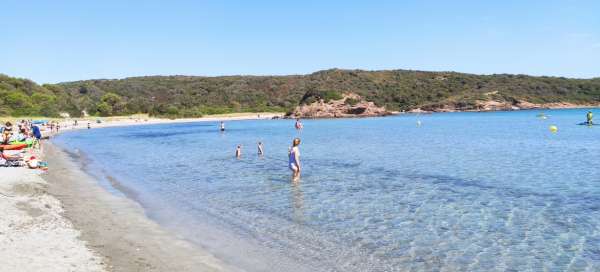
<box><xmin>1</xmin><ymin>69</ymin><xmax>599</xmax><ymax>117</ymax></box>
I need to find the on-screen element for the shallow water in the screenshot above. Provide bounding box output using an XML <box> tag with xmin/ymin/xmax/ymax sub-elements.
<box><xmin>54</xmin><ymin>109</ymin><xmax>600</xmax><ymax>271</ymax></box>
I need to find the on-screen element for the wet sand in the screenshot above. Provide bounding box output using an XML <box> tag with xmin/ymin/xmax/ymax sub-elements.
<box><xmin>42</xmin><ymin>143</ymin><xmax>235</xmax><ymax>272</ymax></box>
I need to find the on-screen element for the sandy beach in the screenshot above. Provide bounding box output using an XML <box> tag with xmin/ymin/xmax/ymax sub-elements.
<box><xmin>0</xmin><ymin>114</ymin><xmax>273</xmax><ymax>271</ymax></box>
<box><xmin>52</xmin><ymin>112</ymin><xmax>284</xmax><ymax>133</ymax></box>
<box><xmin>0</xmin><ymin>167</ymin><xmax>106</xmax><ymax>271</ymax></box>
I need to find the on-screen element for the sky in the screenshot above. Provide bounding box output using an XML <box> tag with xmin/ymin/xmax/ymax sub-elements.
<box><xmin>1</xmin><ymin>0</ymin><xmax>599</xmax><ymax>83</ymax></box>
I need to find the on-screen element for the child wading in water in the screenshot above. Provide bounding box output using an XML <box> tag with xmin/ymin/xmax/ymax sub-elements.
<box><xmin>289</xmin><ymin>138</ymin><xmax>301</xmax><ymax>181</ymax></box>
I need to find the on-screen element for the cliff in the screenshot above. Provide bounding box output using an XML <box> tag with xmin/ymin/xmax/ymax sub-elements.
<box><xmin>287</xmin><ymin>93</ymin><xmax>391</xmax><ymax>118</ymax></box>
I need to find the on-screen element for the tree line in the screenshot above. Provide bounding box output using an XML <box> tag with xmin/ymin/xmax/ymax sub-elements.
<box><xmin>1</xmin><ymin>69</ymin><xmax>599</xmax><ymax>117</ymax></box>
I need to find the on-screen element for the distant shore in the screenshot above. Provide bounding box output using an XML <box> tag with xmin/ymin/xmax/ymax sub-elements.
<box><xmin>408</xmin><ymin>101</ymin><xmax>600</xmax><ymax>114</ymax></box>
<box><xmin>0</xmin><ymin>112</ymin><xmax>284</xmax><ymax>136</ymax></box>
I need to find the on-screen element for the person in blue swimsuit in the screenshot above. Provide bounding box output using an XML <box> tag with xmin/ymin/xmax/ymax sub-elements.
<box><xmin>289</xmin><ymin>138</ymin><xmax>301</xmax><ymax>181</ymax></box>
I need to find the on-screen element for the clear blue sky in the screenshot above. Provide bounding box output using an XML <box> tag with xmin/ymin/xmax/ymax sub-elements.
<box><xmin>1</xmin><ymin>0</ymin><xmax>599</xmax><ymax>83</ymax></box>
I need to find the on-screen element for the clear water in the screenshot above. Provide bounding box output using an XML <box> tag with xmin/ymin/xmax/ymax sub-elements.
<box><xmin>54</xmin><ymin>109</ymin><xmax>600</xmax><ymax>271</ymax></box>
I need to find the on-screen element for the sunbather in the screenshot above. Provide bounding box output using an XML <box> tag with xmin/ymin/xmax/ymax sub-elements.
<box><xmin>0</xmin><ymin>148</ymin><xmax>24</xmax><ymax>167</ymax></box>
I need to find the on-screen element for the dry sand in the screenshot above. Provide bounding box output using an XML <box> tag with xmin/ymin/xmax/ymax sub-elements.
<box><xmin>41</xmin><ymin>143</ymin><xmax>234</xmax><ymax>272</ymax></box>
<box><xmin>0</xmin><ymin>167</ymin><xmax>106</xmax><ymax>272</ymax></box>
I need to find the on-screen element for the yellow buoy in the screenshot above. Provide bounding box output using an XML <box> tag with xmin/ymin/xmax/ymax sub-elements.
<box><xmin>549</xmin><ymin>125</ymin><xmax>558</xmax><ymax>133</ymax></box>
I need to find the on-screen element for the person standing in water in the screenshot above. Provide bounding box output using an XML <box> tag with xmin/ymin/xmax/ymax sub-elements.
<box><xmin>236</xmin><ymin>145</ymin><xmax>242</xmax><ymax>158</ymax></box>
<box><xmin>257</xmin><ymin>142</ymin><xmax>264</xmax><ymax>156</ymax></box>
<box><xmin>220</xmin><ymin>121</ymin><xmax>225</xmax><ymax>132</ymax></box>
<box><xmin>289</xmin><ymin>138</ymin><xmax>301</xmax><ymax>180</ymax></box>
<box><xmin>295</xmin><ymin>118</ymin><xmax>303</xmax><ymax>130</ymax></box>
<box><xmin>587</xmin><ymin>111</ymin><xmax>593</xmax><ymax>125</ymax></box>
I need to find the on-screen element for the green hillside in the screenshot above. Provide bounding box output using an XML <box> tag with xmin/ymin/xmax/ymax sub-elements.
<box><xmin>1</xmin><ymin>69</ymin><xmax>600</xmax><ymax>118</ymax></box>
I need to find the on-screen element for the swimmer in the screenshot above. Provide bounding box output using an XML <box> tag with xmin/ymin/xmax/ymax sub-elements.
<box><xmin>257</xmin><ymin>142</ymin><xmax>264</xmax><ymax>156</ymax></box>
<box><xmin>236</xmin><ymin>145</ymin><xmax>242</xmax><ymax>158</ymax></box>
<box><xmin>288</xmin><ymin>138</ymin><xmax>301</xmax><ymax>181</ymax></box>
<box><xmin>220</xmin><ymin>121</ymin><xmax>225</xmax><ymax>132</ymax></box>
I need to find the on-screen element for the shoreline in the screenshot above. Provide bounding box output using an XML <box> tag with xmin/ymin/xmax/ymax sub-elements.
<box><xmin>41</xmin><ymin>142</ymin><xmax>234</xmax><ymax>272</ymax></box>
<box><xmin>54</xmin><ymin>112</ymin><xmax>285</xmax><ymax>132</ymax></box>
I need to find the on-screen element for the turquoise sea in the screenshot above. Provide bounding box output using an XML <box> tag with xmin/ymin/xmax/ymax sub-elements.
<box><xmin>54</xmin><ymin>109</ymin><xmax>600</xmax><ymax>271</ymax></box>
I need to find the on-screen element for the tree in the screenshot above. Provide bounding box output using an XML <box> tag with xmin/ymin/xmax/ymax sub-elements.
<box><xmin>101</xmin><ymin>92</ymin><xmax>124</xmax><ymax>115</ymax></box>
<box><xmin>101</xmin><ymin>92</ymin><xmax>122</xmax><ymax>106</ymax></box>
<box><xmin>31</xmin><ymin>93</ymin><xmax>59</xmax><ymax>116</ymax></box>
<box><xmin>4</xmin><ymin>91</ymin><xmax>34</xmax><ymax>115</ymax></box>
<box><xmin>96</xmin><ymin>102</ymin><xmax>113</xmax><ymax>116</ymax></box>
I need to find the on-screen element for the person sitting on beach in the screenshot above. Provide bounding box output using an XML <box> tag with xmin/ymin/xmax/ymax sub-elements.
<box><xmin>587</xmin><ymin>111</ymin><xmax>593</xmax><ymax>125</ymax></box>
<box><xmin>289</xmin><ymin>138</ymin><xmax>301</xmax><ymax>180</ymax></box>
<box><xmin>236</xmin><ymin>145</ymin><xmax>242</xmax><ymax>158</ymax></box>
<box><xmin>3</xmin><ymin>121</ymin><xmax>13</xmax><ymax>135</ymax></box>
<box><xmin>1</xmin><ymin>132</ymin><xmax>10</xmax><ymax>145</ymax></box>
<box><xmin>257</xmin><ymin>142</ymin><xmax>264</xmax><ymax>156</ymax></box>
<box><xmin>220</xmin><ymin>121</ymin><xmax>225</xmax><ymax>132</ymax></box>
<box><xmin>9</xmin><ymin>128</ymin><xmax>28</xmax><ymax>142</ymax></box>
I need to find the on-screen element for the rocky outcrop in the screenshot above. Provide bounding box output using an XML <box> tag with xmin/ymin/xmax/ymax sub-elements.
<box><xmin>288</xmin><ymin>93</ymin><xmax>391</xmax><ymax>119</ymax></box>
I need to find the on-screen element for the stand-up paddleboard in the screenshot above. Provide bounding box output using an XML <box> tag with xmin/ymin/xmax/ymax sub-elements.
<box><xmin>0</xmin><ymin>143</ymin><xmax>28</xmax><ymax>150</ymax></box>
<box><xmin>577</xmin><ymin>122</ymin><xmax>599</xmax><ymax>126</ymax></box>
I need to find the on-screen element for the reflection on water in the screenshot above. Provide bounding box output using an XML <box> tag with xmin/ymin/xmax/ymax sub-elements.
<box><xmin>54</xmin><ymin>109</ymin><xmax>600</xmax><ymax>271</ymax></box>
<box><xmin>291</xmin><ymin>181</ymin><xmax>305</xmax><ymax>224</ymax></box>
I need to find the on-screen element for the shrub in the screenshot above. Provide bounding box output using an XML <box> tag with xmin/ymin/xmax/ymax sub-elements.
<box><xmin>344</xmin><ymin>97</ymin><xmax>360</xmax><ymax>106</ymax></box>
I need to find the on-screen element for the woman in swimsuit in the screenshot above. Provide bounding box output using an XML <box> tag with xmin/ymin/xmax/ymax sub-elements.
<box><xmin>289</xmin><ymin>138</ymin><xmax>301</xmax><ymax>180</ymax></box>
<box><xmin>235</xmin><ymin>145</ymin><xmax>242</xmax><ymax>158</ymax></box>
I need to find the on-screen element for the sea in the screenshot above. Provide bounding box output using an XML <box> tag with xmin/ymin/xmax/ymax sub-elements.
<box><xmin>53</xmin><ymin>109</ymin><xmax>600</xmax><ymax>271</ymax></box>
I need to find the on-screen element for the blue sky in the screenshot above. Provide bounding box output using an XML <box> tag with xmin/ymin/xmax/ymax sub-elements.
<box><xmin>1</xmin><ymin>0</ymin><xmax>599</xmax><ymax>83</ymax></box>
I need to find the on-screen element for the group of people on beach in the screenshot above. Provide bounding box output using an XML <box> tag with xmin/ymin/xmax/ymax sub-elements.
<box><xmin>224</xmin><ymin>119</ymin><xmax>303</xmax><ymax>181</ymax></box>
<box><xmin>0</xmin><ymin>120</ymin><xmax>47</xmax><ymax>169</ymax></box>
<box><xmin>1</xmin><ymin>120</ymin><xmax>42</xmax><ymax>145</ymax></box>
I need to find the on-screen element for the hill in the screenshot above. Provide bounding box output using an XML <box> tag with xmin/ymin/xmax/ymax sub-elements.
<box><xmin>1</xmin><ymin>69</ymin><xmax>600</xmax><ymax>118</ymax></box>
